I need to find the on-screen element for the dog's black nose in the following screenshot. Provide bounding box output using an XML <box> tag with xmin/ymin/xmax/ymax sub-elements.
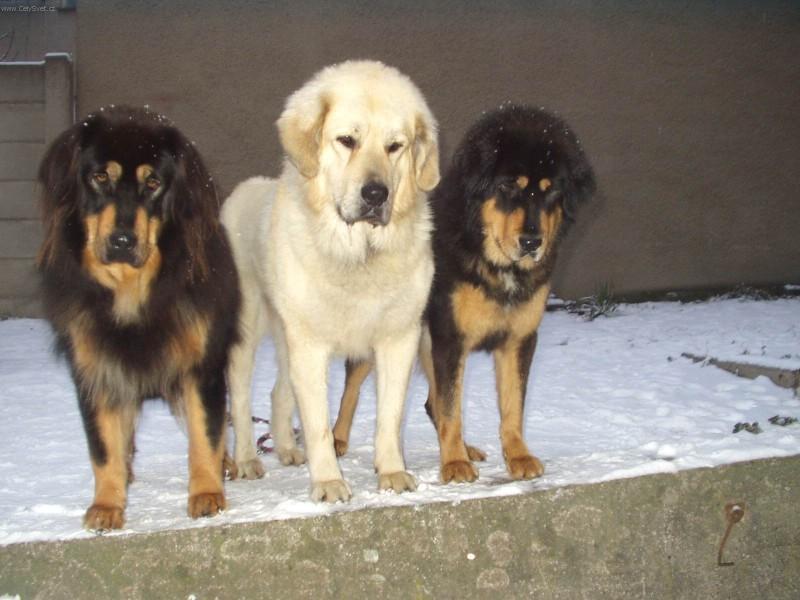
<box><xmin>109</xmin><ymin>230</ymin><xmax>137</xmax><ymax>251</ymax></box>
<box><xmin>361</xmin><ymin>182</ymin><xmax>389</xmax><ymax>207</ymax></box>
<box><xmin>519</xmin><ymin>234</ymin><xmax>542</xmax><ymax>255</ymax></box>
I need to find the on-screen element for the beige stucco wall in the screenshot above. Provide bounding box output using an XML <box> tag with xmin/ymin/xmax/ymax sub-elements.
<box><xmin>65</xmin><ymin>1</ymin><xmax>800</xmax><ymax>297</ymax></box>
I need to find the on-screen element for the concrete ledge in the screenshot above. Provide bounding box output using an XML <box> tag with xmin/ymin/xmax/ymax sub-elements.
<box><xmin>682</xmin><ymin>353</ymin><xmax>800</xmax><ymax>392</ymax></box>
<box><xmin>1</xmin><ymin>456</ymin><xmax>798</xmax><ymax>599</ymax></box>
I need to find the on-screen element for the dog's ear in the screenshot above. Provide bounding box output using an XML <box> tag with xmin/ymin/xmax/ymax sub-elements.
<box><xmin>277</xmin><ymin>90</ymin><xmax>330</xmax><ymax>179</ymax></box>
<box><xmin>37</xmin><ymin>123</ymin><xmax>83</xmax><ymax>268</ymax></box>
<box><xmin>561</xmin><ymin>148</ymin><xmax>596</xmax><ymax>221</ymax></box>
<box><xmin>164</xmin><ymin>128</ymin><xmax>220</xmax><ymax>282</ymax></box>
<box><xmin>449</xmin><ymin>138</ymin><xmax>496</xmax><ymax>241</ymax></box>
<box><xmin>460</xmin><ymin>135</ymin><xmax>496</xmax><ymax>208</ymax></box>
<box><xmin>413</xmin><ymin>113</ymin><xmax>440</xmax><ymax>192</ymax></box>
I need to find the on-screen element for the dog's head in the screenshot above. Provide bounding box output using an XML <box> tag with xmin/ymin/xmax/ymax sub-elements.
<box><xmin>277</xmin><ymin>60</ymin><xmax>439</xmax><ymax>229</ymax></box>
<box><xmin>454</xmin><ymin>104</ymin><xmax>595</xmax><ymax>270</ymax></box>
<box><xmin>38</xmin><ymin>106</ymin><xmax>219</xmax><ymax>285</ymax></box>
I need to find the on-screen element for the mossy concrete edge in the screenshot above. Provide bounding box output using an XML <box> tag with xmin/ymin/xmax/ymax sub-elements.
<box><xmin>2</xmin><ymin>456</ymin><xmax>798</xmax><ymax>599</ymax></box>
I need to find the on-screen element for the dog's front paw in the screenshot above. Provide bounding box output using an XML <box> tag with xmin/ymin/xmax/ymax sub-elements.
<box><xmin>223</xmin><ymin>453</ymin><xmax>238</xmax><ymax>480</ymax></box>
<box><xmin>277</xmin><ymin>446</ymin><xmax>306</xmax><ymax>466</ymax></box>
<box><xmin>441</xmin><ymin>460</ymin><xmax>478</xmax><ymax>483</ymax></box>
<box><xmin>507</xmin><ymin>454</ymin><xmax>544</xmax><ymax>480</ymax></box>
<box><xmin>84</xmin><ymin>504</ymin><xmax>125</xmax><ymax>531</ymax></box>
<box><xmin>188</xmin><ymin>492</ymin><xmax>226</xmax><ymax>518</ymax></box>
<box><xmin>236</xmin><ymin>457</ymin><xmax>266</xmax><ymax>479</ymax></box>
<box><xmin>466</xmin><ymin>444</ymin><xmax>487</xmax><ymax>462</ymax></box>
<box><xmin>310</xmin><ymin>479</ymin><xmax>352</xmax><ymax>503</ymax></box>
<box><xmin>333</xmin><ymin>438</ymin><xmax>348</xmax><ymax>457</ymax></box>
<box><xmin>378</xmin><ymin>471</ymin><xmax>417</xmax><ymax>493</ymax></box>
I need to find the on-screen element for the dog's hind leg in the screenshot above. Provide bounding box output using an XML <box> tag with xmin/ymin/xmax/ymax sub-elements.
<box><xmin>374</xmin><ymin>326</ymin><xmax>420</xmax><ymax>493</ymax></box>
<box><xmin>333</xmin><ymin>358</ymin><xmax>372</xmax><ymax>457</ymax></box>
<box><xmin>227</xmin><ymin>292</ymin><xmax>266</xmax><ymax>479</ymax></box>
<box><xmin>270</xmin><ymin>319</ymin><xmax>305</xmax><ymax>466</ymax></box>
<box><xmin>494</xmin><ymin>332</ymin><xmax>544</xmax><ymax>480</ymax></box>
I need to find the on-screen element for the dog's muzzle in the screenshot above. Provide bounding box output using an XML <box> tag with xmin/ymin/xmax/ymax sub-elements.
<box><xmin>105</xmin><ymin>229</ymin><xmax>140</xmax><ymax>265</ymax></box>
<box><xmin>518</xmin><ymin>233</ymin><xmax>543</xmax><ymax>257</ymax></box>
<box><xmin>355</xmin><ymin>181</ymin><xmax>391</xmax><ymax>227</ymax></box>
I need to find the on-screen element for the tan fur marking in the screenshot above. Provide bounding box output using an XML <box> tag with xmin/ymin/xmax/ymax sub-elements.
<box><xmin>504</xmin><ymin>208</ymin><xmax>525</xmax><ymax>242</ymax></box>
<box><xmin>82</xmin><ymin>210</ymin><xmax>163</xmax><ymax>323</ymax></box>
<box><xmin>147</xmin><ymin>216</ymin><xmax>160</xmax><ymax>247</ymax></box>
<box><xmin>451</xmin><ymin>281</ymin><xmax>550</xmax><ymax>349</ymax></box>
<box><xmin>333</xmin><ymin>360</ymin><xmax>373</xmax><ymax>456</ymax></box>
<box><xmin>430</xmin><ymin>351</ymin><xmax>477</xmax><ymax>482</ymax></box>
<box><xmin>481</xmin><ymin>198</ymin><xmax>507</xmax><ymax>265</ymax></box>
<box><xmin>67</xmin><ymin>318</ymin><xmax>136</xmax><ymax>403</ymax></box>
<box><xmin>474</xmin><ymin>260</ymin><xmax>502</xmax><ymax>288</ymax></box>
<box><xmin>438</xmin><ymin>415</ymin><xmax>468</xmax><ymax>463</ymax></box>
<box><xmin>85</xmin><ymin>403</ymin><xmax>135</xmax><ymax>529</ymax></box>
<box><xmin>84</xmin><ymin>205</ymin><xmax>117</xmax><ymax>259</ymax></box>
<box><xmin>516</xmin><ymin>175</ymin><xmax>529</xmax><ymax>189</ymax></box>
<box><xmin>438</xmin><ymin>413</ymin><xmax>477</xmax><ymax>482</ymax></box>
<box><xmin>538</xmin><ymin>205</ymin><xmax>563</xmax><ymax>258</ymax></box>
<box><xmin>169</xmin><ymin>314</ymin><xmax>210</xmax><ymax>375</ymax></box>
<box><xmin>495</xmin><ymin>289</ymin><xmax>549</xmax><ymax>480</ymax></box>
<box><xmin>539</xmin><ymin>178</ymin><xmax>551</xmax><ymax>192</ymax></box>
<box><xmin>516</xmin><ymin>255</ymin><xmax>537</xmax><ymax>271</ymax></box>
<box><xmin>132</xmin><ymin>207</ymin><xmax>148</xmax><ymax>248</ymax></box>
<box><xmin>68</xmin><ymin>319</ymin><xmax>99</xmax><ymax>382</ymax></box>
<box><xmin>508</xmin><ymin>283</ymin><xmax>550</xmax><ymax>335</ymax></box>
<box><xmin>105</xmin><ymin>161</ymin><xmax>122</xmax><ymax>183</ymax></box>
<box><xmin>114</xmin><ymin>250</ymin><xmax>161</xmax><ymax>322</ymax></box>
<box><xmin>451</xmin><ymin>283</ymin><xmax>503</xmax><ymax>348</ymax></box>
<box><xmin>418</xmin><ymin>330</ymin><xmax>436</xmax><ymax>402</ymax></box>
<box><xmin>481</xmin><ymin>198</ymin><xmax>525</xmax><ymax>266</ymax></box>
<box><xmin>135</xmin><ymin>164</ymin><xmax>154</xmax><ymax>183</ymax></box>
<box><xmin>183</xmin><ymin>377</ymin><xmax>225</xmax><ymax>517</ymax></box>
<box><xmin>494</xmin><ymin>341</ymin><xmax>527</xmax><ymax>455</ymax></box>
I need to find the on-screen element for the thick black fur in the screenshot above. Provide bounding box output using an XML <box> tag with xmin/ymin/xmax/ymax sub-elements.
<box><xmin>37</xmin><ymin>106</ymin><xmax>240</xmax><ymax>524</ymax></box>
<box><xmin>424</xmin><ymin>104</ymin><xmax>595</xmax><ymax>479</ymax></box>
<box><xmin>430</xmin><ymin>103</ymin><xmax>595</xmax><ymax>315</ymax></box>
<box><xmin>427</xmin><ymin>103</ymin><xmax>595</xmax><ymax>412</ymax></box>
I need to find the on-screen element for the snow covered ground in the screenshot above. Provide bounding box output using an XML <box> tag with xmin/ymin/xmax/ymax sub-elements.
<box><xmin>1</xmin><ymin>297</ymin><xmax>798</xmax><ymax>545</ymax></box>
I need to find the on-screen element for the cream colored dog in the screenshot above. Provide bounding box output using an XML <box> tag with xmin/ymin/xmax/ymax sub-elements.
<box><xmin>222</xmin><ymin>61</ymin><xmax>439</xmax><ymax>501</ymax></box>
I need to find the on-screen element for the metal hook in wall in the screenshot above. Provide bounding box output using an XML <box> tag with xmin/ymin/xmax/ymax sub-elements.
<box><xmin>718</xmin><ymin>501</ymin><xmax>745</xmax><ymax>567</ymax></box>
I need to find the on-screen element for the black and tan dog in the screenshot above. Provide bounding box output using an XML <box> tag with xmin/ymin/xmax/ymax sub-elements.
<box><xmin>333</xmin><ymin>104</ymin><xmax>595</xmax><ymax>483</ymax></box>
<box><xmin>37</xmin><ymin>106</ymin><xmax>240</xmax><ymax>529</ymax></box>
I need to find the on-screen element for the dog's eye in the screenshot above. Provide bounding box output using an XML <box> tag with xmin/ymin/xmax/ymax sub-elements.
<box><xmin>145</xmin><ymin>177</ymin><xmax>161</xmax><ymax>191</ymax></box>
<box><xmin>337</xmin><ymin>136</ymin><xmax>356</xmax><ymax>150</ymax></box>
<box><xmin>387</xmin><ymin>141</ymin><xmax>403</xmax><ymax>154</ymax></box>
<box><xmin>93</xmin><ymin>172</ymin><xmax>109</xmax><ymax>184</ymax></box>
